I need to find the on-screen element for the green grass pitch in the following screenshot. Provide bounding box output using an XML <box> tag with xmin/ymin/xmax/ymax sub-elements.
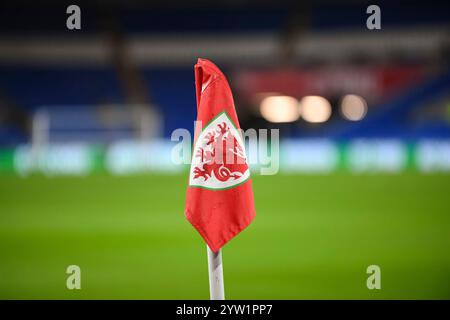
<box><xmin>0</xmin><ymin>173</ymin><xmax>449</xmax><ymax>299</ymax></box>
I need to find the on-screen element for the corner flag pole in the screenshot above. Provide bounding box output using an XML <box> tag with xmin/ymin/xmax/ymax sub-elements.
<box><xmin>207</xmin><ymin>246</ymin><xmax>225</xmax><ymax>300</ymax></box>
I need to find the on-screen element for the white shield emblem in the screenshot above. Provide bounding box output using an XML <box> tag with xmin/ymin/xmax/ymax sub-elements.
<box><xmin>189</xmin><ymin>112</ymin><xmax>250</xmax><ymax>190</ymax></box>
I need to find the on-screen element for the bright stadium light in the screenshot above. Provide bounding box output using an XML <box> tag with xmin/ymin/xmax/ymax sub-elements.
<box><xmin>299</xmin><ymin>96</ymin><xmax>332</xmax><ymax>123</ymax></box>
<box><xmin>340</xmin><ymin>94</ymin><xmax>368</xmax><ymax>121</ymax></box>
<box><xmin>260</xmin><ymin>95</ymin><xmax>300</xmax><ymax>123</ymax></box>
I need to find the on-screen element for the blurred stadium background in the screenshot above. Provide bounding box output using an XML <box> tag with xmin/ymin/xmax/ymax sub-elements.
<box><xmin>0</xmin><ymin>0</ymin><xmax>449</xmax><ymax>299</ymax></box>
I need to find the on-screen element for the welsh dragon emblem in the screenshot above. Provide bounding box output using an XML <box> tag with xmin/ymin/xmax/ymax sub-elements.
<box><xmin>189</xmin><ymin>112</ymin><xmax>250</xmax><ymax>189</ymax></box>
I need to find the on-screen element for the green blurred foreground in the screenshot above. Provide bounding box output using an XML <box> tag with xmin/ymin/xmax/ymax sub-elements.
<box><xmin>0</xmin><ymin>173</ymin><xmax>449</xmax><ymax>299</ymax></box>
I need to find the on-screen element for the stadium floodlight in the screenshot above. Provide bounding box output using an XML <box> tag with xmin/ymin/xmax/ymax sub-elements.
<box><xmin>340</xmin><ymin>94</ymin><xmax>368</xmax><ymax>121</ymax></box>
<box><xmin>260</xmin><ymin>95</ymin><xmax>300</xmax><ymax>123</ymax></box>
<box><xmin>299</xmin><ymin>96</ymin><xmax>332</xmax><ymax>123</ymax></box>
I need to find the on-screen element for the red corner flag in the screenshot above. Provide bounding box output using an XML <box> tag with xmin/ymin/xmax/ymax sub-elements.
<box><xmin>185</xmin><ymin>58</ymin><xmax>256</xmax><ymax>252</ymax></box>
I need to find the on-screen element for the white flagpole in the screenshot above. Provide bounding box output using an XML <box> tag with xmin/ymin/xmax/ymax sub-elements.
<box><xmin>207</xmin><ymin>246</ymin><xmax>225</xmax><ymax>300</ymax></box>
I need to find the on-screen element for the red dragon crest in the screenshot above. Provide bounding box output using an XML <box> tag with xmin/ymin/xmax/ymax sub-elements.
<box><xmin>193</xmin><ymin>121</ymin><xmax>248</xmax><ymax>182</ymax></box>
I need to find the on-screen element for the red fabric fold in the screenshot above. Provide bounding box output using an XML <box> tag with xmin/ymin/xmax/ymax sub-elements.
<box><xmin>185</xmin><ymin>58</ymin><xmax>256</xmax><ymax>252</ymax></box>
